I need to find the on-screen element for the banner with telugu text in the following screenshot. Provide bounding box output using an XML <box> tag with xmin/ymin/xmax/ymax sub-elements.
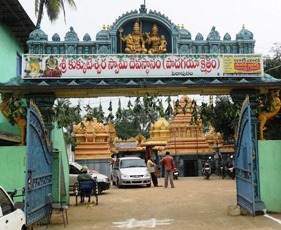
<box><xmin>223</xmin><ymin>54</ymin><xmax>262</xmax><ymax>75</ymax></box>
<box><xmin>22</xmin><ymin>54</ymin><xmax>263</xmax><ymax>79</ymax></box>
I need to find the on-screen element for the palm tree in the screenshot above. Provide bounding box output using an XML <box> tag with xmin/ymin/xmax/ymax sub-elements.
<box><xmin>35</xmin><ymin>0</ymin><xmax>76</xmax><ymax>27</ymax></box>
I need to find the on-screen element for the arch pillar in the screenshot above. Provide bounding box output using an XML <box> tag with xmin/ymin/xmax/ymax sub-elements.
<box><xmin>25</xmin><ymin>93</ymin><xmax>57</xmax><ymax>142</ymax></box>
<box><xmin>230</xmin><ymin>88</ymin><xmax>260</xmax><ymax>138</ymax></box>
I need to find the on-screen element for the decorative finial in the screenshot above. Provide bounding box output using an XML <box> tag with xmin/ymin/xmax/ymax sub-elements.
<box><xmin>103</xmin><ymin>25</ymin><xmax>106</xmax><ymax>30</ymax></box>
<box><xmin>242</xmin><ymin>24</ymin><xmax>245</xmax><ymax>29</ymax></box>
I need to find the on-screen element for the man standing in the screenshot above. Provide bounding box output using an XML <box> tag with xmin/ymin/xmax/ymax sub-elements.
<box><xmin>147</xmin><ymin>156</ymin><xmax>160</xmax><ymax>187</ymax></box>
<box><xmin>160</xmin><ymin>151</ymin><xmax>175</xmax><ymax>188</ymax></box>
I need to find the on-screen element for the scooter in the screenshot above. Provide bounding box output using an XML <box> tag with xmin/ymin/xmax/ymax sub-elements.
<box><xmin>202</xmin><ymin>156</ymin><xmax>211</xmax><ymax>179</ymax></box>
<box><xmin>173</xmin><ymin>167</ymin><xmax>179</xmax><ymax>180</ymax></box>
<box><xmin>225</xmin><ymin>155</ymin><xmax>235</xmax><ymax>179</ymax></box>
<box><xmin>220</xmin><ymin>159</ymin><xmax>226</xmax><ymax>179</ymax></box>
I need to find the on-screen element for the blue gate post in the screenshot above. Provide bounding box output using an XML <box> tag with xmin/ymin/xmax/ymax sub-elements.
<box><xmin>230</xmin><ymin>89</ymin><xmax>265</xmax><ymax>215</ymax></box>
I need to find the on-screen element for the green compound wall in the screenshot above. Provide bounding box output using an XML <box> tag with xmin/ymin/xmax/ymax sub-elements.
<box><xmin>259</xmin><ymin>140</ymin><xmax>281</xmax><ymax>212</ymax></box>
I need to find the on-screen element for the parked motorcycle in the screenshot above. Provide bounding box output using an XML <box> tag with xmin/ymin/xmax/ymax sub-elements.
<box><xmin>225</xmin><ymin>155</ymin><xmax>235</xmax><ymax>179</ymax></box>
<box><xmin>173</xmin><ymin>167</ymin><xmax>179</xmax><ymax>180</ymax></box>
<box><xmin>220</xmin><ymin>159</ymin><xmax>226</xmax><ymax>179</ymax></box>
<box><xmin>202</xmin><ymin>156</ymin><xmax>212</xmax><ymax>179</ymax></box>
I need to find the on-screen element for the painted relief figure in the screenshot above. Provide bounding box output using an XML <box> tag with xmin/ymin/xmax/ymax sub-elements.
<box><xmin>43</xmin><ymin>55</ymin><xmax>62</xmax><ymax>77</ymax></box>
<box><xmin>27</xmin><ymin>57</ymin><xmax>41</xmax><ymax>77</ymax></box>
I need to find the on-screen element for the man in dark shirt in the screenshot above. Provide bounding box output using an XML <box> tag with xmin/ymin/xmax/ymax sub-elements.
<box><xmin>77</xmin><ymin>165</ymin><xmax>93</xmax><ymax>203</ymax></box>
<box><xmin>77</xmin><ymin>166</ymin><xmax>92</xmax><ymax>181</ymax></box>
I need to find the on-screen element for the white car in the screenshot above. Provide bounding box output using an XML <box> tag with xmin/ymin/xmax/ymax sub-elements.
<box><xmin>0</xmin><ymin>186</ymin><xmax>26</xmax><ymax>230</ymax></box>
<box><xmin>69</xmin><ymin>162</ymin><xmax>110</xmax><ymax>194</ymax></box>
<box><xmin>111</xmin><ymin>157</ymin><xmax>151</xmax><ymax>188</ymax></box>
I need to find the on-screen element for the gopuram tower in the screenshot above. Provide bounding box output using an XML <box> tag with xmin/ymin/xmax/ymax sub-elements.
<box><xmin>162</xmin><ymin>95</ymin><xmax>211</xmax><ymax>155</ymax></box>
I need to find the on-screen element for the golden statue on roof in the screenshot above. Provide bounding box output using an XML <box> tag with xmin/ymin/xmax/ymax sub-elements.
<box><xmin>119</xmin><ymin>21</ymin><xmax>167</xmax><ymax>54</ymax></box>
<box><xmin>119</xmin><ymin>20</ymin><xmax>147</xmax><ymax>54</ymax></box>
<box><xmin>145</xmin><ymin>24</ymin><xmax>167</xmax><ymax>54</ymax></box>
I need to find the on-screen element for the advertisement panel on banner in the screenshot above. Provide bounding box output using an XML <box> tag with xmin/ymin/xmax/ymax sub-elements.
<box><xmin>22</xmin><ymin>54</ymin><xmax>263</xmax><ymax>79</ymax></box>
<box><xmin>223</xmin><ymin>54</ymin><xmax>263</xmax><ymax>76</ymax></box>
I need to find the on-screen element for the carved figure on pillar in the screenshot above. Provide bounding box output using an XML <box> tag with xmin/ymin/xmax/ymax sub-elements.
<box><xmin>258</xmin><ymin>89</ymin><xmax>281</xmax><ymax>140</ymax></box>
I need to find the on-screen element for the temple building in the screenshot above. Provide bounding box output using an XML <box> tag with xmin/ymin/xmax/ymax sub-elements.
<box><xmin>72</xmin><ymin>95</ymin><xmax>234</xmax><ymax>177</ymax></box>
<box><xmin>145</xmin><ymin>95</ymin><xmax>234</xmax><ymax>176</ymax></box>
<box><xmin>72</xmin><ymin>118</ymin><xmax>116</xmax><ymax>175</ymax></box>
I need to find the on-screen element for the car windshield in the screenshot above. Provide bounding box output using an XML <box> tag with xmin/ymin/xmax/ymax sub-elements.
<box><xmin>120</xmin><ymin>159</ymin><xmax>146</xmax><ymax>168</ymax></box>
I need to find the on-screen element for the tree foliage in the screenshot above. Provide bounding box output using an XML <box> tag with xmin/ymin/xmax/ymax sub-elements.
<box><xmin>198</xmin><ymin>96</ymin><xmax>238</xmax><ymax>142</ymax></box>
<box><xmin>264</xmin><ymin>43</ymin><xmax>281</xmax><ymax>79</ymax></box>
<box><xmin>262</xmin><ymin>43</ymin><xmax>281</xmax><ymax>139</ymax></box>
<box><xmin>35</xmin><ymin>0</ymin><xmax>76</xmax><ymax>27</ymax></box>
<box><xmin>0</xmin><ymin>94</ymin><xmax>27</xmax><ymax>126</ymax></box>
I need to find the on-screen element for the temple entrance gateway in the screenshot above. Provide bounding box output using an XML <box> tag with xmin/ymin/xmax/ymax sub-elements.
<box><xmin>184</xmin><ymin>160</ymin><xmax>198</xmax><ymax>177</ymax></box>
<box><xmin>1</xmin><ymin>4</ymin><xmax>281</xmax><ymax>221</ymax></box>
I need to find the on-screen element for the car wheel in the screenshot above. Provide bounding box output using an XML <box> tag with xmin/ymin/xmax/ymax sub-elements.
<box><xmin>146</xmin><ymin>183</ymin><xmax>151</xmax><ymax>187</ymax></box>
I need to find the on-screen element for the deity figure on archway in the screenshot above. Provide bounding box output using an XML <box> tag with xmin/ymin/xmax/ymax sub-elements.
<box><xmin>119</xmin><ymin>20</ymin><xmax>147</xmax><ymax>54</ymax></box>
<box><xmin>145</xmin><ymin>24</ymin><xmax>167</xmax><ymax>54</ymax></box>
<box><xmin>43</xmin><ymin>55</ymin><xmax>62</xmax><ymax>77</ymax></box>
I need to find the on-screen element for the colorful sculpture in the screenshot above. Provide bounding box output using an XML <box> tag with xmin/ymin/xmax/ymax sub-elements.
<box><xmin>145</xmin><ymin>24</ymin><xmax>167</xmax><ymax>54</ymax></box>
<box><xmin>119</xmin><ymin>20</ymin><xmax>147</xmax><ymax>54</ymax></box>
<box><xmin>119</xmin><ymin>21</ymin><xmax>167</xmax><ymax>54</ymax></box>
<box><xmin>258</xmin><ymin>89</ymin><xmax>281</xmax><ymax>140</ymax></box>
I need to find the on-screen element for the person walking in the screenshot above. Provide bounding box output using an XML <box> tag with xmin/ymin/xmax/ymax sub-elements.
<box><xmin>160</xmin><ymin>151</ymin><xmax>175</xmax><ymax>188</ymax></box>
<box><xmin>147</xmin><ymin>156</ymin><xmax>160</xmax><ymax>187</ymax></box>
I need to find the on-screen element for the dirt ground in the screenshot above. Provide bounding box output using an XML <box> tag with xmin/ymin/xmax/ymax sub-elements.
<box><xmin>35</xmin><ymin>177</ymin><xmax>281</xmax><ymax>230</ymax></box>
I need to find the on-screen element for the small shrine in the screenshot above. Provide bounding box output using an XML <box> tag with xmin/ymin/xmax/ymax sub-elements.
<box><xmin>145</xmin><ymin>117</ymin><xmax>170</xmax><ymax>146</ymax></box>
<box><xmin>205</xmin><ymin>128</ymin><xmax>233</xmax><ymax>153</ymax></box>
<box><xmin>73</xmin><ymin>118</ymin><xmax>116</xmax><ymax>160</ymax></box>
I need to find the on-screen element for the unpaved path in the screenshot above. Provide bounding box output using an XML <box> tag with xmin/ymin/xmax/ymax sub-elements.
<box><xmin>35</xmin><ymin>177</ymin><xmax>281</xmax><ymax>229</ymax></box>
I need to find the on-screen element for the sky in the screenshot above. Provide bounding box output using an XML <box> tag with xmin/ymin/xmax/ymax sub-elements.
<box><xmin>18</xmin><ymin>0</ymin><xmax>281</xmax><ymax>112</ymax></box>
